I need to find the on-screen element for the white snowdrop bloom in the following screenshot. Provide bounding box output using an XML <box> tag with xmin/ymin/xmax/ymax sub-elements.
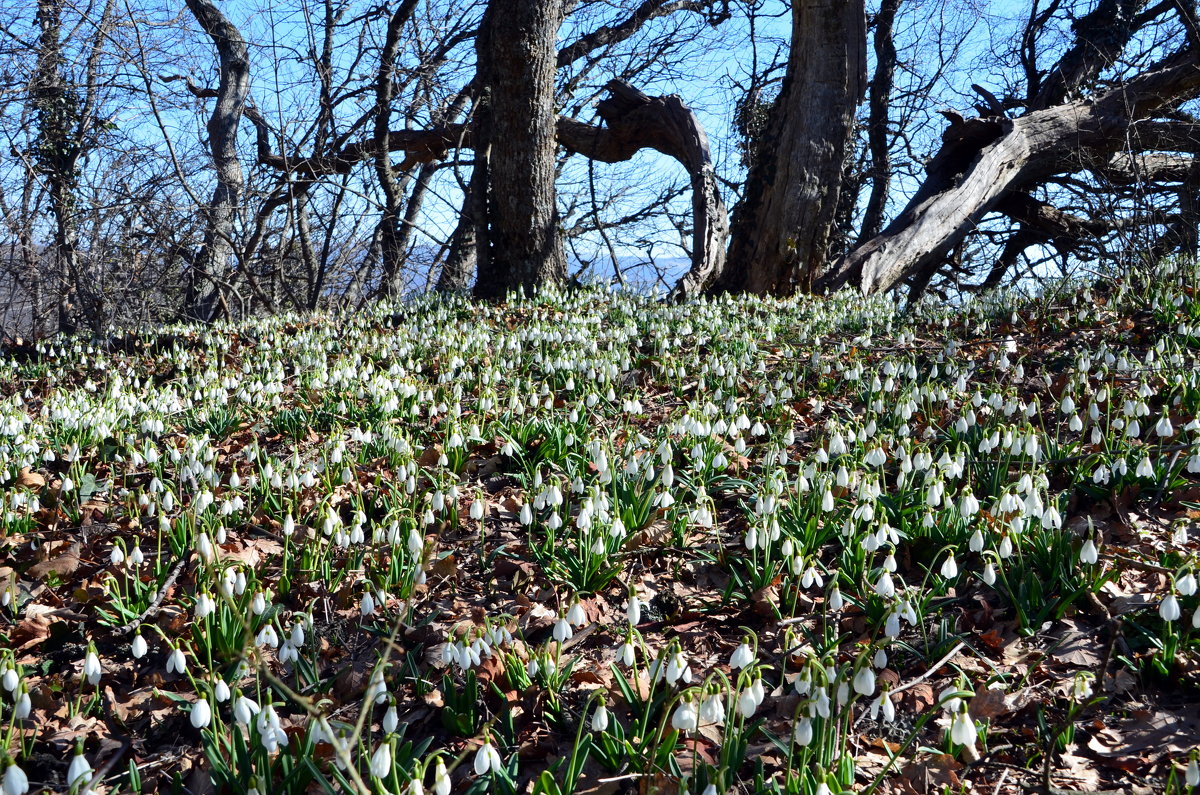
<box><xmin>110</xmin><ymin>545</ymin><xmax>126</xmax><ymax>566</ymax></box>
<box><xmin>969</xmin><ymin>529</ymin><xmax>985</xmax><ymax>553</ymax></box>
<box><xmin>3</xmin><ymin>759</ymin><xmax>29</xmax><ymax>795</ymax></box>
<box><xmin>793</xmin><ymin>718</ymin><xmax>813</xmax><ymax>746</ymax></box>
<box><xmin>383</xmin><ymin>702</ymin><xmax>399</xmax><ymax>734</ymax></box>
<box><xmin>1136</xmin><ymin>457</ymin><xmax>1154</xmax><ymax>478</ymax></box>
<box><xmin>519</xmin><ymin>503</ymin><xmax>533</xmax><ymax>525</ymax></box>
<box><xmin>473</xmin><ymin>741</ymin><xmax>501</xmax><ymax>776</ymax></box>
<box><xmin>1080</xmin><ymin>538</ymin><xmax>1099</xmax><ymax>565</ymax></box>
<box><xmin>67</xmin><ymin>750</ymin><xmax>93</xmax><ymax>790</ymax></box>
<box><xmin>670</xmin><ymin>699</ymin><xmax>699</xmax><ymax>733</ymax></box>
<box><xmin>950</xmin><ymin>708</ymin><xmax>977</xmax><ymax>746</ymax></box>
<box><xmin>1156</xmin><ymin>415</ymin><xmax>1174</xmax><ymax>437</ymax></box>
<box><xmin>214</xmin><ymin>679</ymin><xmax>231</xmax><ymax>702</ymax></box>
<box><xmin>626</xmin><ymin>596</ymin><xmax>641</xmax><ymax>625</ymax></box>
<box><xmin>729</xmin><ymin>641</ymin><xmax>754</xmax><ymax>670</ymax></box>
<box><xmin>591</xmin><ymin>703</ymin><xmax>610</xmax><ymax>732</ymax></box>
<box><xmin>853</xmin><ymin>665</ymin><xmax>876</xmax><ymax>696</ymax></box>
<box><xmin>1187</xmin><ymin>757</ymin><xmax>1199</xmax><ymax>787</ymax></box>
<box><xmin>166</xmin><ymin>646</ymin><xmax>187</xmax><ymax>674</ymax></box>
<box><xmin>194</xmin><ymin>592</ymin><xmax>215</xmax><ymax>620</ymax></box>
<box><xmin>1161</xmin><ymin>593</ymin><xmax>1182</xmax><ymax>622</ymax></box>
<box><xmin>828</xmin><ymin>586</ymin><xmax>844</xmax><ymax>611</ymax></box>
<box><xmin>190</xmin><ymin>697</ymin><xmax>212</xmax><ymax>729</ymax></box>
<box><xmin>129</xmin><ymin>545</ymin><xmax>144</xmax><ymax>565</ymax></box>
<box><xmin>567</xmin><ymin>602</ymin><xmax>587</xmax><ymax>627</ymax></box>
<box><xmin>940</xmin><ymin>554</ymin><xmax>958</xmax><ymax>579</ymax></box>
<box><xmin>233</xmin><ymin>693</ymin><xmax>261</xmax><ymax>725</ymax></box>
<box><xmin>83</xmin><ymin>649</ymin><xmax>102</xmax><ymax>685</ymax></box>
<box><xmin>619</xmin><ymin>641</ymin><xmax>636</xmax><ymax>666</ymax></box>
<box><xmin>873</xmin><ymin>571</ymin><xmax>895</xmax><ymax>598</ymax></box>
<box><xmin>665</xmin><ymin>650</ymin><xmax>689</xmax><ymax>685</ymax></box>
<box><xmin>552</xmin><ymin>617</ymin><xmax>573</xmax><ymax>643</ymax></box>
<box><xmin>982</xmin><ymin>562</ymin><xmax>997</xmax><ymax>585</ymax></box>
<box><xmin>1175</xmin><ymin>571</ymin><xmax>1197</xmax><ymax>597</ymax></box>
<box><xmin>701</xmin><ymin>692</ymin><xmax>727</xmax><ymax>725</ymax></box>
<box><xmin>433</xmin><ymin>760</ymin><xmax>451</xmax><ymax>795</ymax></box>
<box><xmin>256</xmin><ymin>624</ymin><xmax>279</xmax><ymax>649</ymax></box>
<box><xmin>1</xmin><ymin>669</ymin><xmax>16</xmax><ymax>693</ymax></box>
<box><xmin>361</xmin><ymin>591</ymin><xmax>376</xmax><ymax>617</ymax></box>
<box><xmin>470</xmin><ymin>498</ymin><xmax>485</xmax><ymax>521</ymax></box>
<box><xmin>371</xmin><ymin>740</ymin><xmax>393</xmax><ymax>778</ymax></box>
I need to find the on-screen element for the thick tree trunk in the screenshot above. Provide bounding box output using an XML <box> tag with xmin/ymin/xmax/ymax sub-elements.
<box><xmin>819</xmin><ymin>48</ymin><xmax>1200</xmax><ymax>296</ymax></box>
<box><xmin>472</xmin><ymin>0</ymin><xmax>566</xmax><ymax>299</ymax></box>
<box><xmin>716</xmin><ymin>0</ymin><xmax>866</xmax><ymax>295</ymax></box>
<box><xmin>183</xmin><ymin>0</ymin><xmax>250</xmax><ymax>322</ymax></box>
<box><xmin>32</xmin><ymin>0</ymin><xmax>81</xmax><ymax>334</ymax></box>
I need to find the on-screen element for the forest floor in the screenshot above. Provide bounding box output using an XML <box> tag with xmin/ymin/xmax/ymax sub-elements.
<box><xmin>2</xmin><ymin>265</ymin><xmax>1200</xmax><ymax>795</ymax></box>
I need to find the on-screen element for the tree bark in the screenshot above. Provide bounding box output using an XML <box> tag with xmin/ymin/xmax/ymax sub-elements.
<box><xmin>819</xmin><ymin>47</ymin><xmax>1200</xmax><ymax>296</ymax></box>
<box><xmin>472</xmin><ymin>0</ymin><xmax>566</xmax><ymax>299</ymax></box>
<box><xmin>716</xmin><ymin>0</ymin><xmax>866</xmax><ymax>296</ymax></box>
<box><xmin>373</xmin><ymin>0</ymin><xmax>422</xmax><ymax>299</ymax></box>
<box><xmin>858</xmin><ymin>0</ymin><xmax>901</xmax><ymax>244</ymax></box>
<box><xmin>183</xmin><ymin>0</ymin><xmax>250</xmax><ymax>322</ymax></box>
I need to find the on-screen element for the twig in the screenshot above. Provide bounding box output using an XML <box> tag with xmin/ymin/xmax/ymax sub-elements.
<box><xmin>113</xmin><ymin>555</ymin><xmax>189</xmax><ymax>636</ymax></box>
<box><xmin>890</xmin><ymin>641</ymin><xmax>966</xmax><ymax>697</ymax></box>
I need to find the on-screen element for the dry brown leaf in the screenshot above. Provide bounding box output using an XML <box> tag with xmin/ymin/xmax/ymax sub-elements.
<box><xmin>16</xmin><ymin>467</ymin><xmax>45</xmax><ymax>488</ymax></box>
<box><xmin>27</xmin><ymin>542</ymin><xmax>82</xmax><ymax>580</ymax></box>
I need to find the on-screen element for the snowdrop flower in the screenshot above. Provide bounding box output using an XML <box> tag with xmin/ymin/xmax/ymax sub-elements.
<box><xmin>190</xmin><ymin>697</ymin><xmax>212</xmax><ymax>729</ymax></box>
<box><xmin>671</xmin><ymin>698</ymin><xmax>699</xmax><ymax>733</ymax></box>
<box><xmin>950</xmin><ymin>706</ymin><xmax>977</xmax><ymax>746</ymax></box>
<box><xmin>699</xmin><ymin>689</ymin><xmax>726</xmax><ymax>725</ymax></box>
<box><xmin>625</xmin><ymin>594</ymin><xmax>642</xmax><ymax>625</ymax></box>
<box><xmin>1080</xmin><ymin>538</ymin><xmax>1099</xmax><ymax>565</ymax></box>
<box><xmin>665</xmin><ymin>649</ymin><xmax>691</xmax><ymax>685</ymax></box>
<box><xmin>828</xmin><ymin>586</ymin><xmax>844</xmax><ymax>611</ymax></box>
<box><xmin>981</xmin><ymin>561</ymin><xmax>997</xmax><ymax>585</ymax></box>
<box><xmin>566</xmin><ymin>601</ymin><xmax>587</xmax><ymax>627</ymax></box>
<box><xmin>82</xmin><ymin>647</ymin><xmax>102</xmax><ymax>685</ymax></box>
<box><xmin>591</xmin><ymin>703</ymin><xmax>610</xmax><ymax>732</ymax></box>
<box><xmin>166</xmin><ymin>646</ymin><xmax>187</xmax><ymax>674</ymax></box>
<box><xmin>1161</xmin><ymin>593</ymin><xmax>1182</xmax><ymax>622</ymax></box>
<box><xmin>67</xmin><ymin>748</ymin><xmax>93</xmax><ymax>790</ymax></box>
<box><xmin>361</xmin><ymin>590</ymin><xmax>376</xmax><ymax>618</ymax></box>
<box><xmin>3</xmin><ymin>759</ymin><xmax>29</xmax><ymax>795</ymax></box>
<box><xmin>792</xmin><ymin>717</ymin><xmax>813</xmax><ymax>746</ymax></box>
<box><xmin>618</xmin><ymin>639</ymin><xmax>636</xmax><ymax>667</ymax></box>
<box><xmin>1156</xmin><ymin>415</ymin><xmax>1174</xmax><ymax>437</ymax></box>
<box><xmin>1177</xmin><ymin>570</ymin><xmax>1197</xmax><ymax>597</ymax></box>
<box><xmin>433</xmin><ymin>759</ymin><xmax>451</xmax><ymax>795</ymax></box>
<box><xmin>473</xmin><ymin>741</ymin><xmax>501</xmax><ymax>776</ymax></box>
<box><xmin>939</xmin><ymin>553</ymin><xmax>958</xmax><ymax>579</ymax></box>
<box><xmin>853</xmin><ymin>664</ymin><xmax>876</xmax><ymax>696</ymax></box>
<box><xmin>214</xmin><ymin>679</ymin><xmax>231</xmax><ymax>702</ymax></box>
<box><xmin>873</xmin><ymin>570</ymin><xmax>895</xmax><ymax>598</ymax></box>
<box><xmin>1186</xmin><ymin>755</ymin><xmax>1200</xmax><ymax>787</ymax></box>
<box><xmin>371</xmin><ymin>739</ymin><xmax>393</xmax><ymax>779</ymax></box>
<box><xmin>729</xmin><ymin>640</ymin><xmax>754</xmax><ymax>670</ymax></box>
<box><xmin>109</xmin><ymin>545</ymin><xmax>125</xmax><ymax>566</ymax></box>
<box><xmin>233</xmin><ymin>693</ymin><xmax>261</xmax><ymax>726</ymax></box>
<box><xmin>552</xmin><ymin>617</ymin><xmax>573</xmax><ymax>643</ymax></box>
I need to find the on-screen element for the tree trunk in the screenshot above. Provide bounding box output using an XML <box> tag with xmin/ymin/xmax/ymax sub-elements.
<box><xmin>716</xmin><ymin>0</ymin><xmax>866</xmax><ymax>295</ymax></box>
<box><xmin>858</xmin><ymin>0</ymin><xmax>901</xmax><ymax>244</ymax></box>
<box><xmin>373</xmin><ymin>0</ymin><xmax>421</xmax><ymax>299</ymax></box>
<box><xmin>820</xmin><ymin>48</ymin><xmax>1200</xmax><ymax>296</ymax></box>
<box><xmin>183</xmin><ymin>0</ymin><xmax>250</xmax><ymax>322</ymax></box>
<box><xmin>472</xmin><ymin>0</ymin><xmax>566</xmax><ymax>300</ymax></box>
<box><xmin>32</xmin><ymin>0</ymin><xmax>81</xmax><ymax>334</ymax></box>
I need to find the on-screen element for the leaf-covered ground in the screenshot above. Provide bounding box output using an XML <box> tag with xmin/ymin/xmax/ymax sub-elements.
<box><xmin>2</xmin><ymin>264</ymin><xmax>1200</xmax><ymax>795</ymax></box>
